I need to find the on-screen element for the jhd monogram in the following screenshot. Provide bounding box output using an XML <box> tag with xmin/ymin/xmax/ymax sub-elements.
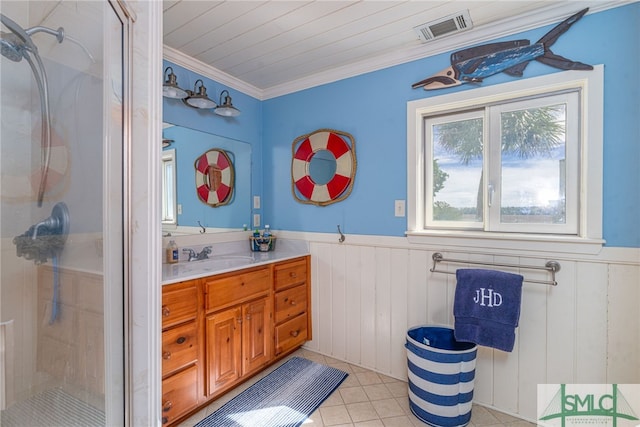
<box><xmin>473</xmin><ymin>288</ymin><xmax>502</xmax><ymax>307</ymax></box>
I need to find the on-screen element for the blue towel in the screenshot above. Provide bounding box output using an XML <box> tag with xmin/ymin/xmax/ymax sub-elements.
<box><xmin>453</xmin><ymin>268</ymin><xmax>523</xmax><ymax>352</ymax></box>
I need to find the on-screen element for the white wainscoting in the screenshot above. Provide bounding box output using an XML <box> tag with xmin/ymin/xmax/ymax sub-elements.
<box><xmin>282</xmin><ymin>232</ymin><xmax>640</xmax><ymax>422</ymax></box>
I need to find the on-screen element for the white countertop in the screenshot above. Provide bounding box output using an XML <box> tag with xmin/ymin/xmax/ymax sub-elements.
<box><xmin>161</xmin><ymin>239</ymin><xmax>309</xmax><ymax>285</ymax></box>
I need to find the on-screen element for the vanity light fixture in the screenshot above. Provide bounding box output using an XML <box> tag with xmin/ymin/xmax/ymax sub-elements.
<box><xmin>162</xmin><ymin>67</ymin><xmax>188</xmax><ymax>99</ymax></box>
<box><xmin>214</xmin><ymin>90</ymin><xmax>241</xmax><ymax>117</ymax></box>
<box><xmin>184</xmin><ymin>79</ymin><xmax>217</xmax><ymax>109</ymax></box>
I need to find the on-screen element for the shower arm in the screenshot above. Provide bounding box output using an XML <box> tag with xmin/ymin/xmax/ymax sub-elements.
<box><xmin>25</xmin><ymin>26</ymin><xmax>64</xmax><ymax>43</ymax></box>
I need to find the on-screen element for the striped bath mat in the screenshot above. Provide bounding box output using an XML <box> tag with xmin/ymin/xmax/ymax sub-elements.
<box><xmin>195</xmin><ymin>357</ymin><xmax>348</xmax><ymax>427</ymax></box>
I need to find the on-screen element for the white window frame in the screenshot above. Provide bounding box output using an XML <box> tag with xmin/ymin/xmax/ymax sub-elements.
<box><xmin>407</xmin><ymin>66</ymin><xmax>604</xmax><ymax>254</ymax></box>
<box><xmin>162</xmin><ymin>148</ymin><xmax>177</xmax><ymax>226</ymax></box>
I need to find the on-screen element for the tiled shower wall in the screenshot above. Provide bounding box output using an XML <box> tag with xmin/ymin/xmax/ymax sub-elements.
<box><xmin>300</xmin><ymin>234</ymin><xmax>639</xmax><ymax>422</ymax></box>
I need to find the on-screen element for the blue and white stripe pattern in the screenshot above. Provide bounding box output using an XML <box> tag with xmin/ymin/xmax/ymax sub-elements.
<box><xmin>195</xmin><ymin>357</ymin><xmax>348</xmax><ymax>427</ymax></box>
<box><xmin>406</xmin><ymin>326</ymin><xmax>477</xmax><ymax>427</ymax></box>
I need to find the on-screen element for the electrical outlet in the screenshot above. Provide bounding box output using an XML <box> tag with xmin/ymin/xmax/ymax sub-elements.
<box><xmin>253</xmin><ymin>196</ymin><xmax>260</xmax><ymax>209</ymax></box>
<box><xmin>177</xmin><ymin>204</ymin><xmax>182</xmax><ymax>215</ymax></box>
<box><xmin>395</xmin><ymin>200</ymin><xmax>406</xmax><ymax>217</ymax></box>
<box><xmin>253</xmin><ymin>214</ymin><xmax>260</xmax><ymax>227</ymax></box>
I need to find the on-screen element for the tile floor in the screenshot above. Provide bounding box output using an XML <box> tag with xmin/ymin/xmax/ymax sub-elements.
<box><xmin>178</xmin><ymin>348</ymin><xmax>537</xmax><ymax>427</ymax></box>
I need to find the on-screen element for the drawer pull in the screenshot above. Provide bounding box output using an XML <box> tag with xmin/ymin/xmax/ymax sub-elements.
<box><xmin>162</xmin><ymin>305</ymin><xmax>170</xmax><ymax>317</ymax></box>
<box><xmin>289</xmin><ymin>299</ymin><xmax>297</xmax><ymax>306</ymax></box>
<box><xmin>162</xmin><ymin>417</ymin><xmax>168</xmax><ymax>424</ymax></box>
<box><xmin>163</xmin><ymin>400</ymin><xmax>173</xmax><ymax>412</ymax></box>
<box><xmin>162</xmin><ymin>351</ymin><xmax>171</xmax><ymax>360</ymax></box>
<box><xmin>176</xmin><ymin>336</ymin><xmax>186</xmax><ymax>344</ymax></box>
<box><xmin>290</xmin><ymin>329</ymin><xmax>300</xmax><ymax>337</ymax></box>
<box><xmin>289</xmin><ymin>272</ymin><xmax>297</xmax><ymax>278</ymax></box>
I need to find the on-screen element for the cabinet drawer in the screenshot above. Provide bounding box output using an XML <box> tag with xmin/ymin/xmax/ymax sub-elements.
<box><xmin>162</xmin><ymin>284</ymin><xmax>198</xmax><ymax>329</ymax></box>
<box><xmin>274</xmin><ymin>312</ymin><xmax>308</xmax><ymax>356</ymax></box>
<box><xmin>161</xmin><ymin>364</ymin><xmax>198</xmax><ymax>425</ymax></box>
<box><xmin>274</xmin><ymin>258</ymin><xmax>307</xmax><ymax>291</ymax></box>
<box><xmin>162</xmin><ymin>322</ymin><xmax>198</xmax><ymax>378</ymax></box>
<box><xmin>205</xmin><ymin>267</ymin><xmax>270</xmax><ymax>313</ymax></box>
<box><xmin>274</xmin><ymin>284</ymin><xmax>307</xmax><ymax>324</ymax></box>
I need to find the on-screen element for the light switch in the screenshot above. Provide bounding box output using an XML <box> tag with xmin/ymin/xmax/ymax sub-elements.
<box><xmin>253</xmin><ymin>214</ymin><xmax>260</xmax><ymax>227</ymax></box>
<box><xmin>253</xmin><ymin>196</ymin><xmax>260</xmax><ymax>209</ymax></box>
<box><xmin>395</xmin><ymin>200</ymin><xmax>406</xmax><ymax>217</ymax></box>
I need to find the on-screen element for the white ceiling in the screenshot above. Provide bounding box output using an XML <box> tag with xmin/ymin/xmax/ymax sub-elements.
<box><xmin>163</xmin><ymin>1</ymin><xmax>629</xmax><ymax>99</ymax></box>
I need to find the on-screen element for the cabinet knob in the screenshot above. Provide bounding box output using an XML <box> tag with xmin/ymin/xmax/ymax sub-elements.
<box><xmin>290</xmin><ymin>329</ymin><xmax>300</xmax><ymax>337</ymax></box>
<box><xmin>162</xmin><ymin>351</ymin><xmax>171</xmax><ymax>360</ymax></box>
<box><xmin>162</xmin><ymin>400</ymin><xmax>173</xmax><ymax>412</ymax></box>
<box><xmin>289</xmin><ymin>299</ymin><xmax>297</xmax><ymax>306</ymax></box>
<box><xmin>289</xmin><ymin>272</ymin><xmax>297</xmax><ymax>278</ymax></box>
<box><xmin>162</xmin><ymin>417</ymin><xmax>168</xmax><ymax>424</ymax></box>
<box><xmin>162</xmin><ymin>305</ymin><xmax>170</xmax><ymax>317</ymax></box>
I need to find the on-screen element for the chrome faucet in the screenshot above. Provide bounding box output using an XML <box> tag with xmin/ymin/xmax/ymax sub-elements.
<box><xmin>182</xmin><ymin>246</ymin><xmax>212</xmax><ymax>262</ymax></box>
<box><xmin>197</xmin><ymin>246</ymin><xmax>212</xmax><ymax>260</ymax></box>
<box><xmin>182</xmin><ymin>248</ymin><xmax>197</xmax><ymax>261</ymax></box>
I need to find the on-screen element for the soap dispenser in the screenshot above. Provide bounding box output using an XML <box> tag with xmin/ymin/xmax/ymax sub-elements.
<box><xmin>166</xmin><ymin>240</ymin><xmax>179</xmax><ymax>264</ymax></box>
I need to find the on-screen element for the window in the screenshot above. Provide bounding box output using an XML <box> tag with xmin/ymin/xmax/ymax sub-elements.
<box><xmin>162</xmin><ymin>149</ymin><xmax>177</xmax><ymax>225</ymax></box>
<box><xmin>407</xmin><ymin>67</ymin><xmax>604</xmax><ymax>253</ymax></box>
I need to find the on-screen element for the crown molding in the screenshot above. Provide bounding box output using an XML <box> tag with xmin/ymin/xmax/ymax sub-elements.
<box><xmin>163</xmin><ymin>1</ymin><xmax>630</xmax><ymax>101</ymax></box>
<box><xmin>163</xmin><ymin>45</ymin><xmax>263</xmax><ymax>99</ymax></box>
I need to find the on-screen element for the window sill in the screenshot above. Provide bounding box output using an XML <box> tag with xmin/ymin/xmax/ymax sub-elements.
<box><xmin>405</xmin><ymin>230</ymin><xmax>605</xmax><ymax>256</ymax></box>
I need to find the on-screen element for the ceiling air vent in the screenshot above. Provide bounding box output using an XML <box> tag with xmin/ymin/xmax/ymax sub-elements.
<box><xmin>414</xmin><ymin>10</ymin><xmax>473</xmax><ymax>42</ymax></box>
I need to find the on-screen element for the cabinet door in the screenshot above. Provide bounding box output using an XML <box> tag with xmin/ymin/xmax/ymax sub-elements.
<box><xmin>242</xmin><ymin>298</ymin><xmax>272</xmax><ymax>376</ymax></box>
<box><xmin>205</xmin><ymin>307</ymin><xmax>241</xmax><ymax>396</ymax></box>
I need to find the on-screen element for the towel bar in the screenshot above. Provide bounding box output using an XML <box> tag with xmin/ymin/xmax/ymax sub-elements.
<box><xmin>429</xmin><ymin>252</ymin><xmax>560</xmax><ymax>286</ymax></box>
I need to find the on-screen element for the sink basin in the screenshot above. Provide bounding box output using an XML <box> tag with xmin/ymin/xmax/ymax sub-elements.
<box><xmin>170</xmin><ymin>255</ymin><xmax>255</xmax><ymax>275</ymax></box>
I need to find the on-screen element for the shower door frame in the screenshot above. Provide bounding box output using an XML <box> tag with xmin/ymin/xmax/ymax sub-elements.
<box><xmin>123</xmin><ymin>0</ymin><xmax>163</xmax><ymax>426</ymax></box>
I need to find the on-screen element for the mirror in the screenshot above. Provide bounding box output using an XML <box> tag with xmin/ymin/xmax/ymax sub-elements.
<box><xmin>308</xmin><ymin>149</ymin><xmax>336</xmax><ymax>185</ymax></box>
<box><xmin>291</xmin><ymin>129</ymin><xmax>356</xmax><ymax>206</ymax></box>
<box><xmin>162</xmin><ymin>123</ymin><xmax>251</xmax><ymax>233</ymax></box>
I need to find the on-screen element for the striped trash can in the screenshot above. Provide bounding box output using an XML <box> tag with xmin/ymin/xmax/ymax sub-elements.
<box><xmin>406</xmin><ymin>326</ymin><xmax>477</xmax><ymax>427</ymax></box>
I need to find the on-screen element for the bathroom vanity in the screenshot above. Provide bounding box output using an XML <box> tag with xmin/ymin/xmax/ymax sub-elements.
<box><xmin>160</xmin><ymin>245</ymin><xmax>311</xmax><ymax>426</ymax></box>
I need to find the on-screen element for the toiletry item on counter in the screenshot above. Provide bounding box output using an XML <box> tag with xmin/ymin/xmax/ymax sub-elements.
<box><xmin>263</xmin><ymin>225</ymin><xmax>271</xmax><ymax>238</ymax></box>
<box><xmin>253</xmin><ymin>228</ymin><xmax>261</xmax><ymax>238</ymax></box>
<box><xmin>166</xmin><ymin>240</ymin><xmax>179</xmax><ymax>264</ymax></box>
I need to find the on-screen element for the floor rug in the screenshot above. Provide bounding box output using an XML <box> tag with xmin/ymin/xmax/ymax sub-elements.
<box><xmin>195</xmin><ymin>357</ymin><xmax>348</xmax><ymax>427</ymax></box>
<box><xmin>0</xmin><ymin>388</ymin><xmax>105</xmax><ymax>426</ymax></box>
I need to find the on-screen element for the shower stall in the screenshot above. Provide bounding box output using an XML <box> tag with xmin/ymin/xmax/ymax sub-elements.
<box><xmin>0</xmin><ymin>1</ymin><xmax>127</xmax><ymax>424</ymax></box>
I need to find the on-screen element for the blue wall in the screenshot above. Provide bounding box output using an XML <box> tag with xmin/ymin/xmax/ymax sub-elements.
<box><xmin>163</xmin><ymin>4</ymin><xmax>639</xmax><ymax>248</ymax></box>
<box><xmin>262</xmin><ymin>4</ymin><xmax>640</xmax><ymax>248</ymax></box>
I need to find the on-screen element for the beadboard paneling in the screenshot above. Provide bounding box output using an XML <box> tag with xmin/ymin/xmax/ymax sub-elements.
<box><xmin>302</xmin><ymin>235</ymin><xmax>640</xmax><ymax>422</ymax></box>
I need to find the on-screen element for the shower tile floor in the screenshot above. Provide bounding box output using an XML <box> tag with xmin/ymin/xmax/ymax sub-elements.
<box><xmin>178</xmin><ymin>348</ymin><xmax>537</xmax><ymax>427</ymax></box>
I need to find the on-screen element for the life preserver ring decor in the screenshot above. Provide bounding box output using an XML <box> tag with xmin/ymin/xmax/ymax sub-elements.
<box><xmin>194</xmin><ymin>149</ymin><xmax>234</xmax><ymax>207</ymax></box>
<box><xmin>291</xmin><ymin>129</ymin><xmax>356</xmax><ymax>206</ymax></box>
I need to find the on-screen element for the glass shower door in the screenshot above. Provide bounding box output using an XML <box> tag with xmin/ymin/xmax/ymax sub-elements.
<box><xmin>0</xmin><ymin>1</ymin><xmax>125</xmax><ymax>424</ymax></box>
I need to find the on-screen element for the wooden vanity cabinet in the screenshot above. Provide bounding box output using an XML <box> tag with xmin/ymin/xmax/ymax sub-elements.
<box><xmin>273</xmin><ymin>257</ymin><xmax>311</xmax><ymax>356</ymax></box>
<box><xmin>162</xmin><ymin>255</ymin><xmax>311</xmax><ymax>426</ymax></box>
<box><xmin>161</xmin><ymin>279</ymin><xmax>201</xmax><ymax>426</ymax></box>
<box><xmin>203</xmin><ymin>266</ymin><xmax>272</xmax><ymax>396</ymax></box>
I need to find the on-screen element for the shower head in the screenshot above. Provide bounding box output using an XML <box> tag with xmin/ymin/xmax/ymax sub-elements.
<box><xmin>1</xmin><ymin>13</ymin><xmax>36</xmax><ymax>63</ymax></box>
<box><xmin>0</xmin><ymin>31</ymin><xmax>26</xmax><ymax>61</ymax></box>
<box><xmin>0</xmin><ymin>14</ymin><xmax>65</xmax><ymax>62</ymax></box>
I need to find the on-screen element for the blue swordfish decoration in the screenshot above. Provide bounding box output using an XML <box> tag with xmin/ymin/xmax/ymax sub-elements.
<box><xmin>412</xmin><ymin>8</ymin><xmax>593</xmax><ymax>90</ymax></box>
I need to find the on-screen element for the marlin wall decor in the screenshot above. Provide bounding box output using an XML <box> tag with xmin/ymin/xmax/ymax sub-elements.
<box><xmin>412</xmin><ymin>8</ymin><xmax>593</xmax><ymax>91</ymax></box>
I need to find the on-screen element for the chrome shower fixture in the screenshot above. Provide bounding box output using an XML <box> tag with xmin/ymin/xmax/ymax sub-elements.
<box><xmin>1</xmin><ymin>13</ymin><xmax>65</xmax><ymax>207</ymax></box>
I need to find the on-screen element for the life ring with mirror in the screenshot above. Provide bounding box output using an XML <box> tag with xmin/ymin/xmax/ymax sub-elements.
<box><xmin>195</xmin><ymin>149</ymin><xmax>234</xmax><ymax>207</ymax></box>
<box><xmin>291</xmin><ymin>129</ymin><xmax>356</xmax><ymax>206</ymax></box>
